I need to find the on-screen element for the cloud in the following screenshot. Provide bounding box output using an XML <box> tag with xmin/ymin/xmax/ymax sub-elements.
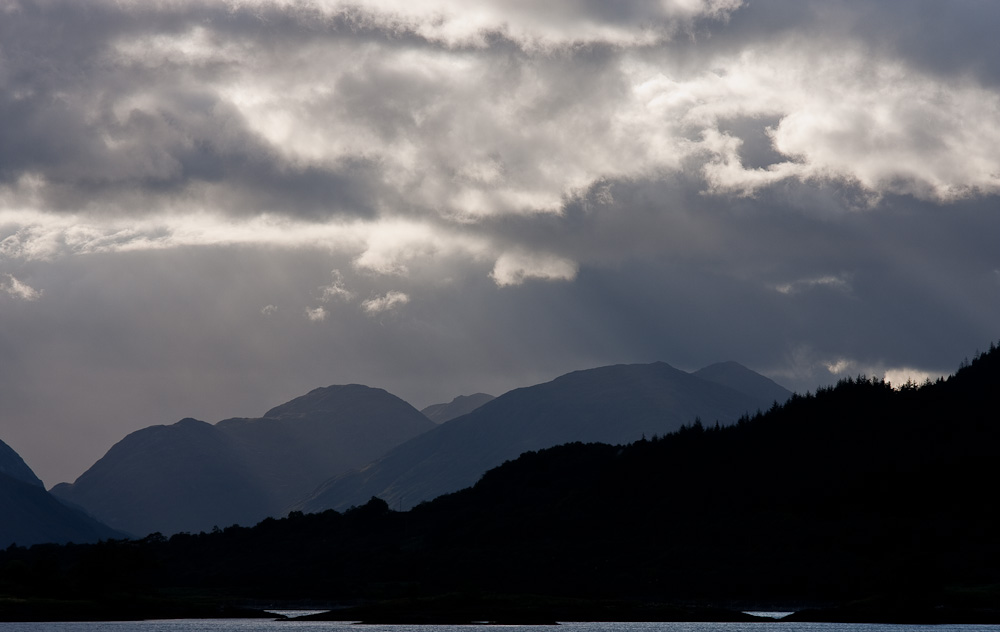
<box><xmin>2</xmin><ymin>0</ymin><xmax>991</xmax><ymax>227</ymax></box>
<box><xmin>1</xmin><ymin>0</ymin><xmax>997</xmax><ymax>287</ymax></box>
<box><xmin>0</xmin><ymin>274</ymin><xmax>41</xmax><ymax>301</ymax></box>
<box><xmin>827</xmin><ymin>360</ymin><xmax>944</xmax><ymax>389</ymax></box>
<box><xmin>305</xmin><ymin>306</ymin><xmax>328</xmax><ymax>321</ymax></box>
<box><xmin>825</xmin><ymin>358</ymin><xmax>854</xmax><ymax>375</ymax></box>
<box><xmin>224</xmin><ymin>0</ymin><xmax>746</xmax><ymax>49</ymax></box>
<box><xmin>362</xmin><ymin>291</ymin><xmax>410</xmax><ymax>314</ymax></box>
<box><xmin>260</xmin><ymin>304</ymin><xmax>278</xmax><ymax>316</ymax></box>
<box><xmin>318</xmin><ymin>269</ymin><xmax>354</xmax><ymax>302</ymax></box>
<box><xmin>774</xmin><ymin>274</ymin><xmax>852</xmax><ymax>296</ymax></box>
<box><xmin>882</xmin><ymin>367</ymin><xmax>942</xmax><ymax>388</ymax></box>
<box><xmin>490</xmin><ymin>251</ymin><xmax>577</xmax><ymax>287</ymax></box>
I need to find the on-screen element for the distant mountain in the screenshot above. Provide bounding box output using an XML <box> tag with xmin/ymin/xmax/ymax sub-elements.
<box><xmin>298</xmin><ymin>361</ymin><xmax>787</xmax><ymax>513</ymax></box>
<box><xmin>693</xmin><ymin>361</ymin><xmax>792</xmax><ymax>405</ymax></box>
<box><xmin>1</xmin><ymin>439</ymin><xmax>123</xmax><ymax>548</ymax></box>
<box><xmin>51</xmin><ymin>385</ymin><xmax>435</xmax><ymax>537</ymax></box>
<box><xmin>0</xmin><ymin>439</ymin><xmax>43</xmax><ymax>488</ymax></box>
<box><xmin>218</xmin><ymin>385</ymin><xmax>438</xmax><ymax>509</ymax></box>
<box><xmin>50</xmin><ymin>418</ymin><xmax>266</xmax><ymax>538</ymax></box>
<box><xmin>421</xmin><ymin>393</ymin><xmax>495</xmax><ymax>424</ymax></box>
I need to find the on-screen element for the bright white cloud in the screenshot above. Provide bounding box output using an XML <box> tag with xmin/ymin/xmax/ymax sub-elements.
<box><xmin>882</xmin><ymin>367</ymin><xmax>942</xmax><ymax>388</ymax></box>
<box><xmin>686</xmin><ymin>46</ymin><xmax>1000</xmax><ymax>202</ymax></box>
<box><xmin>822</xmin><ymin>358</ymin><xmax>944</xmax><ymax>389</ymax></box>
<box><xmin>0</xmin><ymin>274</ymin><xmax>42</xmax><ymax>301</ymax></box>
<box><xmin>92</xmin><ymin>19</ymin><xmax>1000</xmax><ymax>231</ymax></box>
<box><xmin>362</xmin><ymin>291</ymin><xmax>410</xmax><ymax>314</ymax></box>
<box><xmin>490</xmin><ymin>251</ymin><xmax>577</xmax><ymax>287</ymax></box>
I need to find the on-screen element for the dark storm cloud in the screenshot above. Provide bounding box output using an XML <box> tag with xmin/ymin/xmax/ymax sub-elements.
<box><xmin>0</xmin><ymin>1</ymin><xmax>393</xmax><ymax>219</ymax></box>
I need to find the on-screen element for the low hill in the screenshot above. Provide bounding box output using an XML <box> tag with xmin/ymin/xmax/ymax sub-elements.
<box><xmin>51</xmin><ymin>386</ymin><xmax>435</xmax><ymax>537</ymax></box>
<box><xmin>299</xmin><ymin>361</ymin><xmax>789</xmax><ymax>512</ymax></box>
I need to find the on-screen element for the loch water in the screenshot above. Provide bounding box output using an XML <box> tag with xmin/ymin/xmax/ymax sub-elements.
<box><xmin>3</xmin><ymin>620</ymin><xmax>1000</xmax><ymax>632</ymax></box>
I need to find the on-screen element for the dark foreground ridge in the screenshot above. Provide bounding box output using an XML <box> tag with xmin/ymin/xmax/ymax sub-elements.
<box><xmin>2</xmin><ymin>342</ymin><xmax>999</xmax><ymax>623</ymax></box>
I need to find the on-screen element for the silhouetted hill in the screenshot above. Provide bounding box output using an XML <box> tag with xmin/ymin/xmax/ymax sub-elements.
<box><xmin>299</xmin><ymin>362</ymin><xmax>783</xmax><ymax>512</ymax></box>
<box><xmin>420</xmin><ymin>393</ymin><xmax>495</xmax><ymax>424</ymax></box>
<box><xmin>0</xmin><ymin>439</ymin><xmax>43</xmax><ymax>488</ymax></box>
<box><xmin>51</xmin><ymin>386</ymin><xmax>435</xmax><ymax>537</ymax></box>
<box><xmin>1</xmin><ymin>440</ymin><xmax>123</xmax><ymax>548</ymax></box>
<box><xmin>1</xmin><ymin>473</ymin><xmax>125</xmax><ymax>548</ymax></box>
<box><xmin>4</xmin><ymin>343</ymin><xmax>998</xmax><ymax>623</ymax></box>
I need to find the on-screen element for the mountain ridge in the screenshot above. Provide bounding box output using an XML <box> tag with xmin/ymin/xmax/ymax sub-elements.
<box><xmin>420</xmin><ymin>393</ymin><xmax>495</xmax><ymax>424</ymax></box>
<box><xmin>298</xmin><ymin>360</ymin><xmax>790</xmax><ymax>512</ymax></box>
<box><xmin>51</xmin><ymin>385</ymin><xmax>435</xmax><ymax>537</ymax></box>
<box><xmin>0</xmin><ymin>439</ymin><xmax>43</xmax><ymax>489</ymax></box>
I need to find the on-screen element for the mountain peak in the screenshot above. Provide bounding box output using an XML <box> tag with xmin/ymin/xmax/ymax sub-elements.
<box><xmin>262</xmin><ymin>384</ymin><xmax>398</xmax><ymax>419</ymax></box>
<box><xmin>54</xmin><ymin>383</ymin><xmax>435</xmax><ymax>537</ymax></box>
<box><xmin>0</xmin><ymin>439</ymin><xmax>43</xmax><ymax>488</ymax></box>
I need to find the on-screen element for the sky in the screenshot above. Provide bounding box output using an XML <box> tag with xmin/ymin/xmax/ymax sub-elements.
<box><xmin>1</xmin><ymin>0</ymin><xmax>999</xmax><ymax>487</ymax></box>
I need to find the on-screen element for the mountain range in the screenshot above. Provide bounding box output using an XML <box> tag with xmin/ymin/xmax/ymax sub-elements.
<box><xmin>299</xmin><ymin>361</ymin><xmax>789</xmax><ymax>512</ymax></box>
<box><xmin>27</xmin><ymin>359</ymin><xmax>786</xmax><ymax>540</ymax></box>
<box><xmin>51</xmin><ymin>385</ymin><xmax>435</xmax><ymax>537</ymax></box>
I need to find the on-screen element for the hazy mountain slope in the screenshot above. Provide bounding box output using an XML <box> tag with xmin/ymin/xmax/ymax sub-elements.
<box><xmin>216</xmin><ymin>385</ymin><xmax>436</xmax><ymax>506</ymax></box>
<box><xmin>51</xmin><ymin>418</ymin><xmax>264</xmax><ymax>537</ymax></box>
<box><xmin>692</xmin><ymin>361</ymin><xmax>792</xmax><ymax>406</ymax></box>
<box><xmin>0</xmin><ymin>439</ymin><xmax>43</xmax><ymax>488</ymax></box>
<box><xmin>51</xmin><ymin>386</ymin><xmax>435</xmax><ymax>537</ymax></box>
<box><xmin>1</xmin><ymin>472</ymin><xmax>125</xmax><ymax>548</ymax></box>
<box><xmin>299</xmin><ymin>362</ymin><xmax>778</xmax><ymax>512</ymax></box>
<box><xmin>420</xmin><ymin>393</ymin><xmax>495</xmax><ymax>424</ymax></box>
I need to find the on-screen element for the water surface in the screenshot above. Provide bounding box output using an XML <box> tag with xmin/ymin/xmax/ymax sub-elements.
<box><xmin>4</xmin><ymin>621</ymin><xmax>1000</xmax><ymax>632</ymax></box>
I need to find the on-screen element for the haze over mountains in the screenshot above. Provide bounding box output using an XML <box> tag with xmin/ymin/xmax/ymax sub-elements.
<box><xmin>12</xmin><ymin>360</ymin><xmax>787</xmax><ymax>541</ymax></box>
<box><xmin>51</xmin><ymin>385</ymin><xmax>435</xmax><ymax>537</ymax></box>
<box><xmin>300</xmin><ymin>361</ymin><xmax>790</xmax><ymax>512</ymax></box>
